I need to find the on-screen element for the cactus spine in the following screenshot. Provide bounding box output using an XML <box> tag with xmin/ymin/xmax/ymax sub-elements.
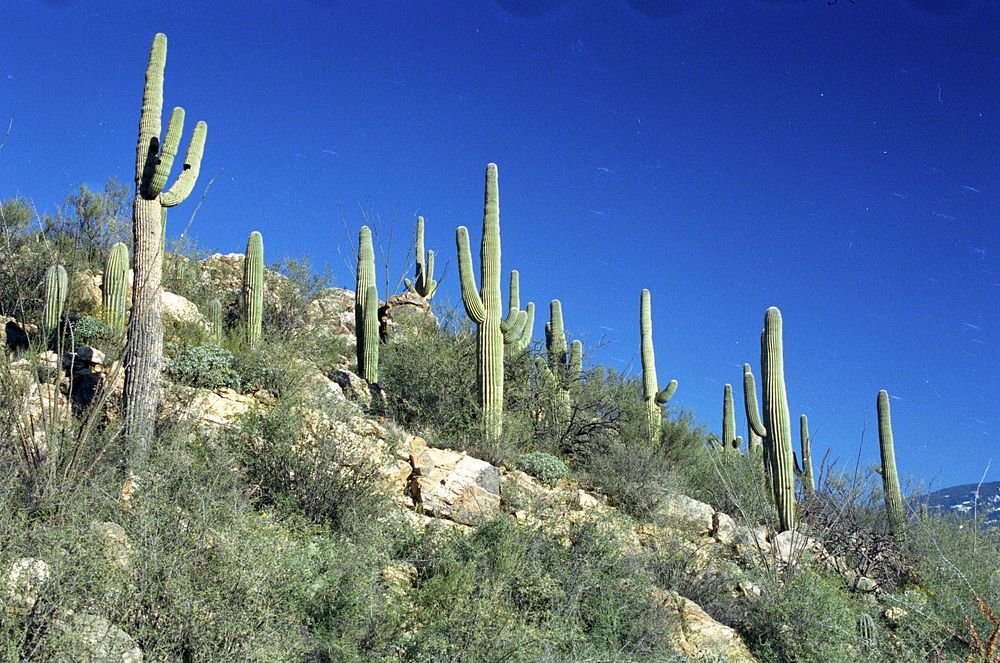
<box><xmin>799</xmin><ymin>414</ymin><xmax>815</xmax><ymax>496</ymax></box>
<box><xmin>102</xmin><ymin>243</ymin><xmax>129</xmax><ymax>335</ymax></box>
<box><xmin>503</xmin><ymin>271</ymin><xmax>533</xmax><ymax>354</ymax></box>
<box><xmin>43</xmin><ymin>264</ymin><xmax>68</xmax><ymax>333</ymax></box>
<box><xmin>457</xmin><ymin>163</ymin><xmax>524</xmax><ymax>440</ymax></box>
<box><xmin>877</xmin><ymin>389</ymin><xmax>905</xmax><ymax>537</ymax></box>
<box><xmin>743</xmin><ymin>307</ymin><xmax>796</xmax><ymax>532</ymax></box>
<box><xmin>723</xmin><ymin>383</ymin><xmax>738</xmax><ymax>453</ymax></box>
<box><xmin>243</xmin><ymin>231</ymin><xmax>264</xmax><ymax>348</ymax></box>
<box><xmin>206</xmin><ymin>298</ymin><xmax>222</xmax><ymax>343</ymax></box>
<box><xmin>405</xmin><ymin>216</ymin><xmax>437</xmax><ymax>299</ymax></box>
<box><xmin>640</xmin><ymin>289</ymin><xmax>677</xmax><ymax>444</ymax></box>
<box><xmin>123</xmin><ymin>33</ymin><xmax>207</xmax><ymax>461</ymax></box>
<box><xmin>355</xmin><ymin>226</ymin><xmax>379</xmax><ymax>383</ymax></box>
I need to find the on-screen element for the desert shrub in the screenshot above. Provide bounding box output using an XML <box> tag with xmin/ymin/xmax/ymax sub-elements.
<box><xmin>515</xmin><ymin>451</ymin><xmax>569</xmax><ymax>486</ymax></box>
<box><xmin>65</xmin><ymin>315</ymin><xmax>115</xmax><ymax>351</ymax></box>
<box><xmin>681</xmin><ymin>445</ymin><xmax>775</xmax><ymax>528</ymax></box>
<box><xmin>165</xmin><ymin>343</ymin><xmax>240</xmax><ymax>391</ymax></box>
<box><xmin>231</xmin><ymin>349</ymin><xmax>286</xmax><ymax>395</ymax></box>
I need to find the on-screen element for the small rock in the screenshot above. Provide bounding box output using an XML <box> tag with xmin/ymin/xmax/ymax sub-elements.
<box><xmin>883</xmin><ymin>606</ymin><xmax>907</xmax><ymax>624</ymax></box>
<box><xmin>4</xmin><ymin>558</ymin><xmax>51</xmax><ymax>616</ymax></box>
<box><xmin>53</xmin><ymin>611</ymin><xmax>143</xmax><ymax>663</ymax></box>
<box><xmin>658</xmin><ymin>493</ymin><xmax>715</xmax><ymax>534</ymax></box>
<box><xmin>712</xmin><ymin>511</ymin><xmax>738</xmax><ymax>545</ymax></box>
<box><xmin>410</xmin><ymin>447</ymin><xmax>502</xmax><ymax>526</ymax></box>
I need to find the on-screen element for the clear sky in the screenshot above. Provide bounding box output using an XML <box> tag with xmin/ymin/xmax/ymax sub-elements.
<box><xmin>0</xmin><ymin>0</ymin><xmax>996</xmax><ymax>489</ymax></box>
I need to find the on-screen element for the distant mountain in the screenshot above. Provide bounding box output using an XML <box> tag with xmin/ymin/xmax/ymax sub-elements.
<box><xmin>924</xmin><ymin>481</ymin><xmax>1000</xmax><ymax>528</ymax></box>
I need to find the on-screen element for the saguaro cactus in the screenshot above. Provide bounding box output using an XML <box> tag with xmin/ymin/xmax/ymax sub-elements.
<box><xmin>243</xmin><ymin>231</ymin><xmax>264</xmax><ymax>348</ymax></box>
<box><xmin>355</xmin><ymin>226</ymin><xmax>379</xmax><ymax>383</ymax></box>
<box><xmin>722</xmin><ymin>384</ymin><xmax>739</xmax><ymax>453</ymax></box>
<box><xmin>537</xmin><ymin>299</ymin><xmax>582</xmax><ymax>423</ymax></box>
<box><xmin>799</xmin><ymin>414</ymin><xmax>815</xmax><ymax>496</ymax></box>
<box><xmin>102</xmin><ymin>243</ymin><xmax>129</xmax><ymax>335</ymax></box>
<box><xmin>43</xmin><ymin>264</ymin><xmax>68</xmax><ymax>333</ymax></box>
<box><xmin>405</xmin><ymin>216</ymin><xmax>437</xmax><ymax>299</ymax></box>
<box><xmin>503</xmin><ymin>271</ymin><xmax>534</xmax><ymax>354</ymax></box>
<box><xmin>640</xmin><ymin>289</ymin><xmax>677</xmax><ymax>444</ymax></box>
<box><xmin>457</xmin><ymin>163</ymin><xmax>524</xmax><ymax>440</ymax></box>
<box><xmin>877</xmin><ymin>389</ymin><xmax>905</xmax><ymax>537</ymax></box>
<box><xmin>123</xmin><ymin>33</ymin><xmax>207</xmax><ymax>462</ymax></box>
<box><xmin>206</xmin><ymin>298</ymin><xmax>222</xmax><ymax>342</ymax></box>
<box><xmin>743</xmin><ymin>307</ymin><xmax>796</xmax><ymax>532</ymax></box>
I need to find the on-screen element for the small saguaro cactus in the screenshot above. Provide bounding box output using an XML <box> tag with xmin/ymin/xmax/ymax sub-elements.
<box><xmin>206</xmin><ymin>298</ymin><xmax>222</xmax><ymax>342</ymax></box>
<box><xmin>537</xmin><ymin>299</ymin><xmax>582</xmax><ymax>423</ymax></box>
<box><xmin>102</xmin><ymin>243</ymin><xmax>130</xmax><ymax>335</ymax></box>
<box><xmin>877</xmin><ymin>389</ymin><xmax>905</xmax><ymax>537</ymax></box>
<box><xmin>743</xmin><ymin>307</ymin><xmax>796</xmax><ymax>532</ymax></box>
<box><xmin>640</xmin><ymin>289</ymin><xmax>677</xmax><ymax>444</ymax></box>
<box><xmin>457</xmin><ymin>164</ymin><xmax>527</xmax><ymax>440</ymax></box>
<box><xmin>503</xmin><ymin>271</ymin><xmax>534</xmax><ymax>354</ymax></box>
<box><xmin>405</xmin><ymin>216</ymin><xmax>437</xmax><ymax>299</ymax></box>
<box><xmin>43</xmin><ymin>264</ymin><xmax>69</xmax><ymax>333</ymax></box>
<box><xmin>722</xmin><ymin>383</ymin><xmax>739</xmax><ymax>453</ymax></box>
<box><xmin>799</xmin><ymin>414</ymin><xmax>815</xmax><ymax>496</ymax></box>
<box><xmin>355</xmin><ymin>226</ymin><xmax>380</xmax><ymax>383</ymax></box>
<box><xmin>123</xmin><ymin>33</ymin><xmax>207</xmax><ymax>460</ymax></box>
<box><xmin>243</xmin><ymin>231</ymin><xmax>264</xmax><ymax>348</ymax></box>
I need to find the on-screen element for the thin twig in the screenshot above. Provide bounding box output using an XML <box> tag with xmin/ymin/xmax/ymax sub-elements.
<box><xmin>179</xmin><ymin>167</ymin><xmax>222</xmax><ymax>243</ymax></box>
<box><xmin>0</xmin><ymin>111</ymin><xmax>13</xmax><ymax>151</ymax></box>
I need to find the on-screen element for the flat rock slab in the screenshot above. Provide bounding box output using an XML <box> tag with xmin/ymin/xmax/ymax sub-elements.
<box><xmin>410</xmin><ymin>447</ymin><xmax>501</xmax><ymax>526</ymax></box>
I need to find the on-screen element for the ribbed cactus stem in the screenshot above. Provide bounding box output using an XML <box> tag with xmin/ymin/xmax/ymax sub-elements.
<box><xmin>546</xmin><ymin>299</ymin><xmax>567</xmax><ymax>368</ymax></box>
<box><xmin>206</xmin><ymin>298</ymin><xmax>222</xmax><ymax>342</ymax></box>
<box><xmin>723</xmin><ymin>383</ymin><xmax>738</xmax><ymax>453</ymax></box>
<box><xmin>800</xmin><ymin>414</ymin><xmax>815</xmax><ymax>496</ymax></box>
<box><xmin>355</xmin><ymin>226</ymin><xmax>379</xmax><ymax>383</ymax></box>
<box><xmin>43</xmin><ymin>264</ymin><xmax>68</xmax><ymax>333</ymax></box>
<box><xmin>457</xmin><ymin>164</ymin><xmax>508</xmax><ymax>439</ymax></box>
<box><xmin>640</xmin><ymin>289</ymin><xmax>677</xmax><ymax>444</ymax></box>
<box><xmin>762</xmin><ymin>308</ymin><xmax>795</xmax><ymax>531</ymax></box>
<box><xmin>878</xmin><ymin>390</ymin><xmax>905</xmax><ymax>537</ymax></box>
<box><xmin>243</xmin><ymin>231</ymin><xmax>264</xmax><ymax>348</ymax></box>
<box><xmin>503</xmin><ymin>270</ymin><xmax>533</xmax><ymax>353</ymax></box>
<box><xmin>102</xmin><ymin>243</ymin><xmax>129</xmax><ymax>335</ymax></box>
<box><xmin>123</xmin><ymin>33</ymin><xmax>207</xmax><ymax>462</ymax></box>
<box><xmin>405</xmin><ymin>216</ymin><xmax>437</xmax><ymax>299</ymax></box>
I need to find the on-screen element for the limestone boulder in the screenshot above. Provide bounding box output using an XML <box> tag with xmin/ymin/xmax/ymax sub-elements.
<box><xmin>410</xmin><ymin>447</ymin><xmax>502</xmax><ymax>526</ymax></box>
<box><xmin>660</xmin><ymin>590</ymin><xmax>756</xmax><ymax>662</ymax></box>
<box><xmin>161</xmin><ymin>291</ymin><xmax>208</xmax><ymax>331</ymax></box>
<box><xmin>658</xmin><ymin>493</ymin><xmax>716</xmax><ymax>535</ymax></box>
<box><xmin>4</xmin><ymin>557</ymin><xmax>51</xmax><ymax>617</ymax></box>
<box><xmin>52</xmin><ymin>611</ymin><xmax>143</xmax><ymax>663</ymax></box>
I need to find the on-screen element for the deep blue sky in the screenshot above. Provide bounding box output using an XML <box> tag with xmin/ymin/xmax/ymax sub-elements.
<box><xmin>1</xmin><ymin>0</ymin><xmax>996</xmax><ymax>489</ymax></box>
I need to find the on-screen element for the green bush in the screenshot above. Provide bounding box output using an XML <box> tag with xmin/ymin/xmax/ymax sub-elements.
<box><xmin>165</xmin><ymin>343</ymin><xmax>240</xmax><ymax>391</ymax></box>
<box><xmin>65</xmin><ymin>315</ymin><xmax>115</xmax><ymax>350</ymax></box>
<box><xmin>516</xmin><ymin>451</ymin><xmax>569</xmax><ymax>486</ymax></box>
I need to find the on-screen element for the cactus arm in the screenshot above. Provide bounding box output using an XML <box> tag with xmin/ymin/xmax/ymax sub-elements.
<box><xmin>735</xmin><ymin>435</ymin><xmax>743</xmax><ymax>452</ymax></box>
<box><xmin>742</xmin><ymin>363</ymin><xmax>767</xmax><ymax>438</ymax></box>
<box><xmin>545</xmin><ymin>299</ymin><xmax>568</xmax><ymax>367</ymax></box>
<box><xmin>145</xmin><ymin>107</ymin><xmax>184</xmax><ymax>197</ymax></box>
<box><xmin>569</xmin><ymin>339</ymin><xmax>583</xmax><ymax>378</ymax></box>
<box><xmin>878</xmin><ymin>389</ymin><xmax>905</xmax><ymax>536</ymax></box>
<box><xmin>517</xmin><ymin>302</ymin><xmax>535</xmax><ymax>353</ymax></box>
<box><xmin>407</xmin><ymin>216</ymin><xmax>437</xmax><ymax>299</ymax></box>
<box><xmin>159</xmin><ymin>120</ymin><xmax>207</xmax><ymax>207</ymax></box>
<box><xmin>456</xmin><ymin>226</ymin><xmax>486</xmax><ymax>324</ymax></box>
<box><xmin>656</xmin><ymin>379</ymin><xmax>678</xmax><ymax>405</ymax></box>
<box><xmin>723</xmin><ymin>383</ymin><xmax>736</xmax><ymax>452</ymax></box>
<box><xmin>424</xmin><ymin>250</ymin><xmax>437</xmax><ymax>297</ymax></box>
<box><xmin>800</xmin><ymin>414</ymin><xmax>815</xmax><ymax>495</ymax></box>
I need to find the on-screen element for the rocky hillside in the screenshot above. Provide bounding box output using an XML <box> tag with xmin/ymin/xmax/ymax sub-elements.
<box><xmin>925</xmin><ymin>481</ymin><xmax>1000</xmax><ymax>528</ymax></box>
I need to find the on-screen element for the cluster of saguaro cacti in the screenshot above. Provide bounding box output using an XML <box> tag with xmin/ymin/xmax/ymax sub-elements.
<box><xmin>457</xmin><ymin>163</ymin><xmax>529</xmax><ymax>440</ymax></box>
<box><xmin>743</xmin><ymin>307</ymin><xmax>796</xmax><ymax>532</ymax></box>
<box><xmin>722</xmin><ymin>383</ymin><xmax>740</xmax><ymax>453</ymax></box>
<box><xmin>102</xmin><ymin>243</ymin><xmax>129</xmax><ymax>335</ymax></box>
<box><xmin>43</xmin><ymin>264</ymin><xmax>68</xmax><ymax>334</ymax></box>
<box><xmin>405</xmin><ymin>216</ymin><xmax>437</xmax><ymax>300</ymax></box>
<box><xmin>243</xmin><ymin>231</ymin><xmax>264</xmax><ymax>349</ymax></box>
<box><xmin>535</xmin><ymin>299</ymin><xmax>582</xmax><ymax>424</ymax></box>
<box><xmin>503</xmin><ymin>271</ymin><xmax>534</xmax><ymax>354</ymax></box>
<box><xmin>640</xmin><ymin>289</ymin><xmax>677</xmax><ymax>444</ymax></box>
<box><xmin>355</xmin><ymin>226</ymin><xmax>379</xmax><ymax>383</ymax></box>
<box><xmin>877</xmin><ymin>389</ymin><xmax>905</xmax><ymax>537</ymax></box>
<box><xmin>123</xmin><ymin>32</ymin><xmax>207</xmax><ymax>461</ymax></box>
<box><xmin>206</xmin><ymin>298</ymin><xmax>223</xmax><ymax>343</ymax></box>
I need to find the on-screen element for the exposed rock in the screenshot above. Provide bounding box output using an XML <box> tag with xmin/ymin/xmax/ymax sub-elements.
<box><xmin>91</xmin><ymin>521</ymin><xmax>133</xmax><ymax>573</ymax></box>
<box><xmin>164</xmin><ymin>386</ymin><xmax>258</xmax><ymax>430</ymax></box>
<box><xmin>288</xmin><ymin>358</ymin><xmax>345</xmax><ymax>405</ymax></box>
<box><xmin>4</xmin><ymin>557</ymin><xmax>51</xmax><ymax>617</ymax></box>
<box><xmin>767</xmin><ymin>530</ymin><xmax>825</xmax><ymax>567</ymax></box>
<box><xmin>658</xmin><ymin>493</ymin><xmax>716</xmax><ymax>535</ymax></box>
<box><xmin>883</xmin><ymin>606</ymin><xmax>907</xmax><ymax>624</ymax></box>
<box><xmin>302</xmin><ymin>287</ymin><xmax>356</xmax><ymax>343</ymax></box>
<box><xmin>660</xmin><ymin>590</ymin><xmax>756</xmax><ymax>662</ymax></box>
<box><xmin>161</xmin><ymin>291</ymin><xmax>208</xmax><ymax>330</ymax></box>
<box><xmin>0</xmin><ymin>316</ymin><xmax>31</xmax><ymax>352</ymax></box>
<box><xmin>64</xmin><ymin>346</ymin><xmax>106</xmax><ymax>412</ymax></box>
<box><xmin>70</xmin><ymin>268</ymin><xmax>101</xmax><ymax>316</ymax></box>
<box><xmin>330</xmin><ymin>369</ymin><xmax>385</xmax><ymax>410</ymax></box>
<box><xmin>410</xmin><ymin>447</ymin><xmax>502</xmax><ymax>526</ymax></box>
<box><xmin>52</xmin><ymin>611</ymin><xmax>143</xmax><ymax>663</ymax></box>
<box><xmin>381</xmin><ymin>562</ymin><xmax>418</xmax><ymax>596</ymax></box>
<box><xmin>712</xmin><ymin>511</ymin><xmax>739</xmax><ymax>545</ymax></box>
<box><xmin>380</xmin><ymin>291</ymin><xmax>436</xmax><ymax>340</ymax></box>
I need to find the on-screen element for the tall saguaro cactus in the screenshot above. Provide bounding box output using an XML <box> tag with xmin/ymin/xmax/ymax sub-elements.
<box><xmin>722</xmin><ymin>384</ymin><xmax>738</xmax><ymax>453</ymax></box>
<box><xmin>799</xmin><ymin>414</ymin><xmax>815</xmax><ymax>496</ymax></box>
<box><xmin>243</xmin><ymin>231</ymin><xmax>264</xmax><ymax>348</ymax></box>
<box><xmin>43</xmin><ymin>264</ymin><xmax>68</xmax><ymax>333</ymax></box>
<box><xmin>123</xmin><ymin>33</ymin><xmax>207</xmax><ymax>462</ymax></box>
<box><xmin>640</xmin><ymin>289</ymin><xmax>677</xmax><ymax>444</ymax></box>
<box><xmin>457</xmin><ymin>163</ymin><xmax>523</xmax><ymax>440</ymax></box>
<box><xmin>743</xmin><ymin>307</ymin><xmax>796</xmax><ymax>532</ymax></box>
<box><xmin>405</xmin><ymin>216</ymin><xmax>437</xmax><ymax>300</ymax></box>
<box><xmin>355</xmin><ymin>226</ymin><xmax>379</xmax><ymax>383</ymax></box>
<box><xmin>503</xmin><ymin>271</ymin><xmax>534</xmax><ymax>354</ymax></box>
<box><xmin>102</xmin><ymin>243</ymin><xmax>129</xmax><ymax>335</ymax></box>
<box><xmin>877</xmin><ymin>390</ymin><xmax>905</xmax><ymax>537</ymax></box>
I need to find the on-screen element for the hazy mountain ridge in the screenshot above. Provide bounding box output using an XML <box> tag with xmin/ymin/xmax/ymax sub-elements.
<box><xmin>925</xmin><ymin>481</ymin><xmax>1000</xmax><ymax>527</ymax></box>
